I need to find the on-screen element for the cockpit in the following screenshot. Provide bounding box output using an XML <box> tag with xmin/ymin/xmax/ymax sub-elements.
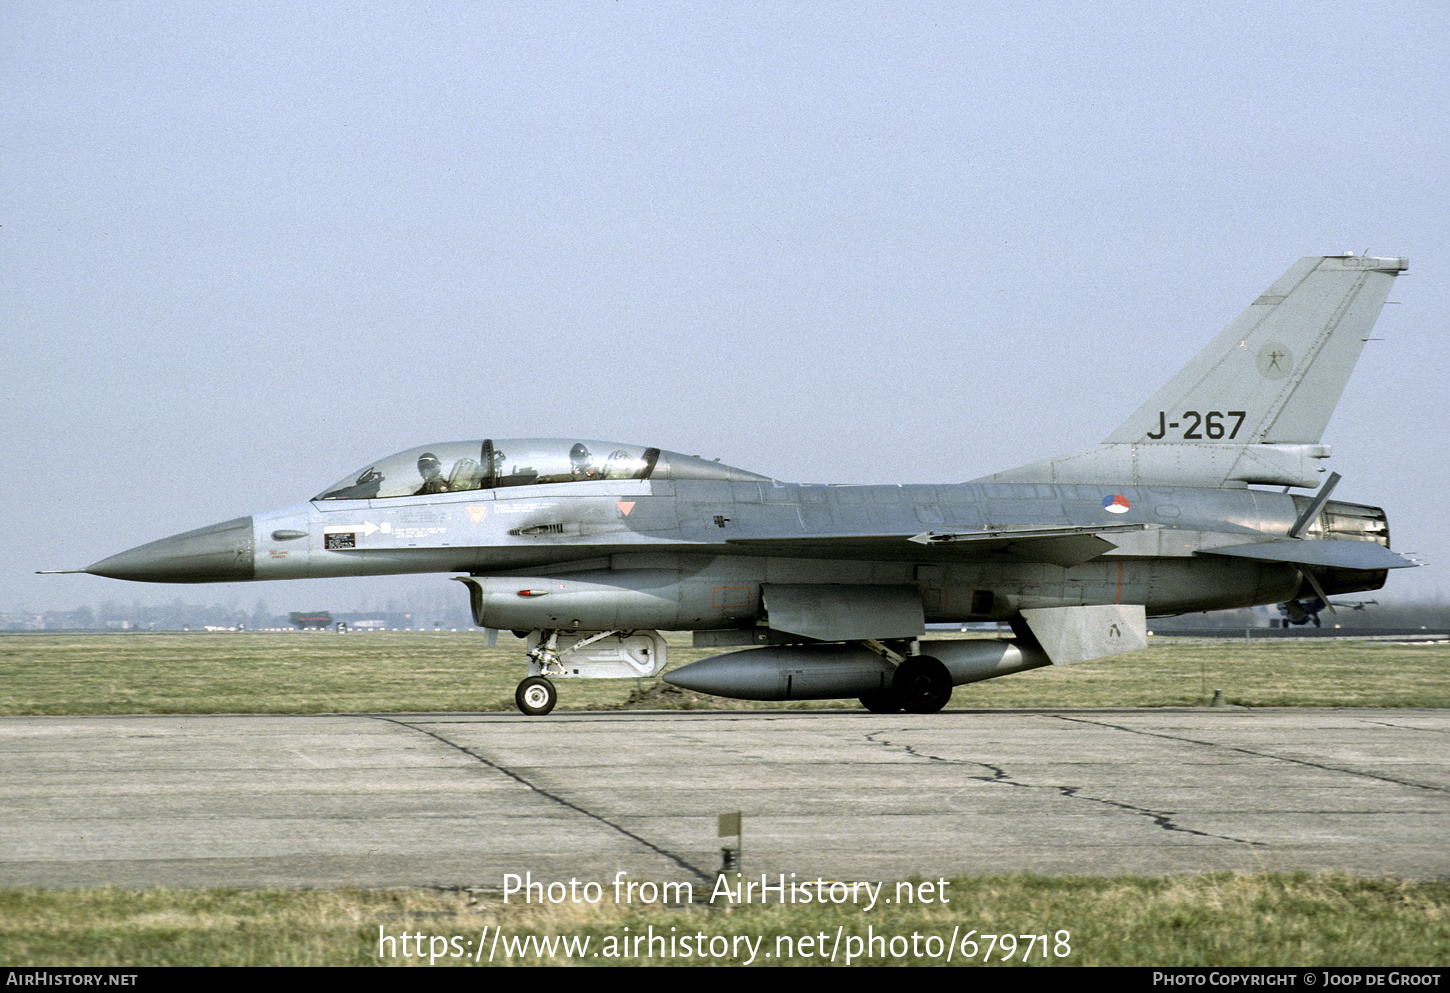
<box><xmin>314</xmin><ymin>439</ymin><xmax>772</xmax><ymax>501</ymax></box>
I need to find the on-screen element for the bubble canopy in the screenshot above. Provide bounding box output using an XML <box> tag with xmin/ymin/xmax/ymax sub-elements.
<box><xmin>314</xmin><ymin>439</ymin><xmax>771</xmax><ymax>501</ymax></box>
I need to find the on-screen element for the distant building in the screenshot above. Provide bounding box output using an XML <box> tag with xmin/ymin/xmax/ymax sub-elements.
<box><xmin>288</xmin><ymin>611</ymin><xmax>333</xmax><ymax>630</ymax></box>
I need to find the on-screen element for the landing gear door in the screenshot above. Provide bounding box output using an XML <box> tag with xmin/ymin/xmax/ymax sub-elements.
<box><xmin>524</xmin><ymin>630</ymin><xmax>669</xmax><ymax>678</ymax></box>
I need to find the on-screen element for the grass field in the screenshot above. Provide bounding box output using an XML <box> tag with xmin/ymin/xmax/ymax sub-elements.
<box><xmin>0</xmin><ymin>630</ymin><xmax>1446</xmax><ymax>715</ymax></box>
<box><xmin>2</xmin><ymin>874</ymin><xmax>1447</xmax><ymax>967</ymax></box>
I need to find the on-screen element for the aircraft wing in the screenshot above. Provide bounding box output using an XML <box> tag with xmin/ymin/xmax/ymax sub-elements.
<box><xmin>727</xmin><ymin>523</ymin><xmax>1158</xmax><ymax>568</ymax></box>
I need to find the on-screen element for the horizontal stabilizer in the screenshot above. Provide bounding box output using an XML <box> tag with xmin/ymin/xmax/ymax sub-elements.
<box><xmin>1019</xmin><ymin>604</ymin><xmax>1148</xmax><ymax>665</ymax></box>
<box><xmin>1198</xmin><ymin>539</ymin><xmax>1414</xmax><ymax>570</ymax></box>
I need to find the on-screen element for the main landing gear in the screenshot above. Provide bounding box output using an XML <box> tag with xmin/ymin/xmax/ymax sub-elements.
<box><xmin>857</xmin><ymin>654</ymin><xmax>953</xmax><ymax>714</ymax></box>
<box><xmin>515</xmin><ymin>676</ymin><xmax>557</xmax><ymax>716</ymax></box>
<box><xmin>858</xmin><ymin>689</ymin><xmax>900</xmax><ymax>713</ymax></box>
<box><xmin>894</xmin><ymin>655</ymin><xmax>952</xmax><ymax>713</ymax></box>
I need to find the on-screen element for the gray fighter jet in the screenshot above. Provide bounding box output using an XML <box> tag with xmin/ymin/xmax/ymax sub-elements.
<box><xmin>70</xmin><ymin>254</ymin><xmax>1415</xmax><ymax>715</ymax></box>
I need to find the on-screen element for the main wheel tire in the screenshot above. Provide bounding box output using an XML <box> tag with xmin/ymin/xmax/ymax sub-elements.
<box><xmin>516</xmin><ymin>676</ymin><xmax>557</xmax><ymax>716</ymax></box>
<box><xmin>859</xmin><ymin>689</ymin><xmax>901</xmax><ymax>713</ymax></box>
<box><xmin>893</xmin><ymin>655</ymin><xmax>952</xmax><ymax>714</ymax></box>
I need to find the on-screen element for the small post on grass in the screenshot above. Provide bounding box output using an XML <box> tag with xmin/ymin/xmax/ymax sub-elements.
<box><xmin>713</xmin><ymin>811</ymin><xmax>742</xmax><ymax>908</ymax></box>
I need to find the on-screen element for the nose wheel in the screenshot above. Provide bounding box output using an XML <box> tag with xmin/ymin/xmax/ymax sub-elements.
<box><xmin>515</xmin><ymin>676</ymin><xmax>557</xmax><ymax>716</ymax></box>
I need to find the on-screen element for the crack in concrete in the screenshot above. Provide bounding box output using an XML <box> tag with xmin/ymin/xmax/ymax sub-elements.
<box><xmin>862</xmin><ymin>732</ymin><xmax>1261</xmax><ymax>845</ymax></box>
<box><xmin>375</xmin><ymin>716</ymin><xmax>713</xmax><ymax>884</ymax></box>
<box><xmin>1050</xmin><ymin>784</ymin><xmax>1265</xmax><ymax>845</ymax></box>
<box><xmin>1360</xmin><ymin>718</ymin><xmax>1448</xmax><ymax>735</ymax></box>
<box><xmin>1054</xmin><ymin>715</ymin><xmax>1448</xmax><ymax>795</ymax></box>
<box><xmin>863</xmin><ymin>730</ymin><xmax>952</xmax><ymax>764</ymax></box>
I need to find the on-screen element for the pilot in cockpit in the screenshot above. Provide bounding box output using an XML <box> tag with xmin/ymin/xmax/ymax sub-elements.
<box><xmin>569</xmin><ymin>443</ymin><xmax>600</xmax><ymax>480</ymax></box>
<box><xmin>415</xmin><ymin>452</ymin><xmax>450</xmax><ymax>494</ymax></box>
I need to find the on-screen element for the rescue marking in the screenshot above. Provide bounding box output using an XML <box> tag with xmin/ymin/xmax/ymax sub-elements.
<box><xmin>323</xmin><ymin>521</ymin><xmax>389</xmax><ymax>537</ymax></box>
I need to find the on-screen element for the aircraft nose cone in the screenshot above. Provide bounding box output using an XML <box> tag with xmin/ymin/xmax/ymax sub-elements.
<box><xmin>86</xmin><ymin>517</ymin><xmax>256</xmax><ymax>583</ymax></box>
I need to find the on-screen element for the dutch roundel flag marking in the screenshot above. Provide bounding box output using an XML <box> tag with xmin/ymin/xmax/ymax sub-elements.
<box><xmin>1103</xmin><ymin>494</ymin><xmax>1131</xmax><ymax>514</ymax></box>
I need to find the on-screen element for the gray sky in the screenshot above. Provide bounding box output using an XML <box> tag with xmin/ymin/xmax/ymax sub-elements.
<box><xmin>5</xmin><ymin>1</ymin><xmax>1447</xmax><ymax>617</ymax></box>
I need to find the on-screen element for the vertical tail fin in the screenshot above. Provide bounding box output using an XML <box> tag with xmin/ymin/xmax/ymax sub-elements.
<box><xmin>1106</xmin><ymin>254</ymin><xmax>1406</xmax><ymax>447</ymax></box>
<box><xmin>975</xmin><ymin>255</ymin><xmax>1407</xmax><ymax>488</ymax></box>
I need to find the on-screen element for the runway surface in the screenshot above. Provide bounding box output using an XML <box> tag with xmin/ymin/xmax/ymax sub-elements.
<box><xmin>1</xmin><ymin>708</ymin><xmax>1446</xmax><ymax>889</ymax></box>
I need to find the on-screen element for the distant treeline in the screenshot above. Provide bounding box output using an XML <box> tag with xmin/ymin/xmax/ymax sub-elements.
<box><xmin>4</xmin><ymin>600</ymin><xmax>476</xmax><ymax>632</ymax></box>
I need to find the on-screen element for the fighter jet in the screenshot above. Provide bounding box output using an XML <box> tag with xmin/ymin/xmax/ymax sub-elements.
<box><xmin>68</xmin><ymin>254</ymin><xmax>1415</xmax><ymax>715</ymax></box>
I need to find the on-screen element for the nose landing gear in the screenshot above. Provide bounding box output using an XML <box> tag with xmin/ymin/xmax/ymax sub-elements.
<box><xmin>515</xmin><ymin>676</ymin><xmax>557</xmax><ymax>716</ymax></box>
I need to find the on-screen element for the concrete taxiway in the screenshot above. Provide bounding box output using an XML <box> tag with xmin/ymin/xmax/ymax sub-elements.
<box><xmin>1</xmin><ymin>709</ymin><xmax>1445</xmax><ymax>889</ymax></box>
